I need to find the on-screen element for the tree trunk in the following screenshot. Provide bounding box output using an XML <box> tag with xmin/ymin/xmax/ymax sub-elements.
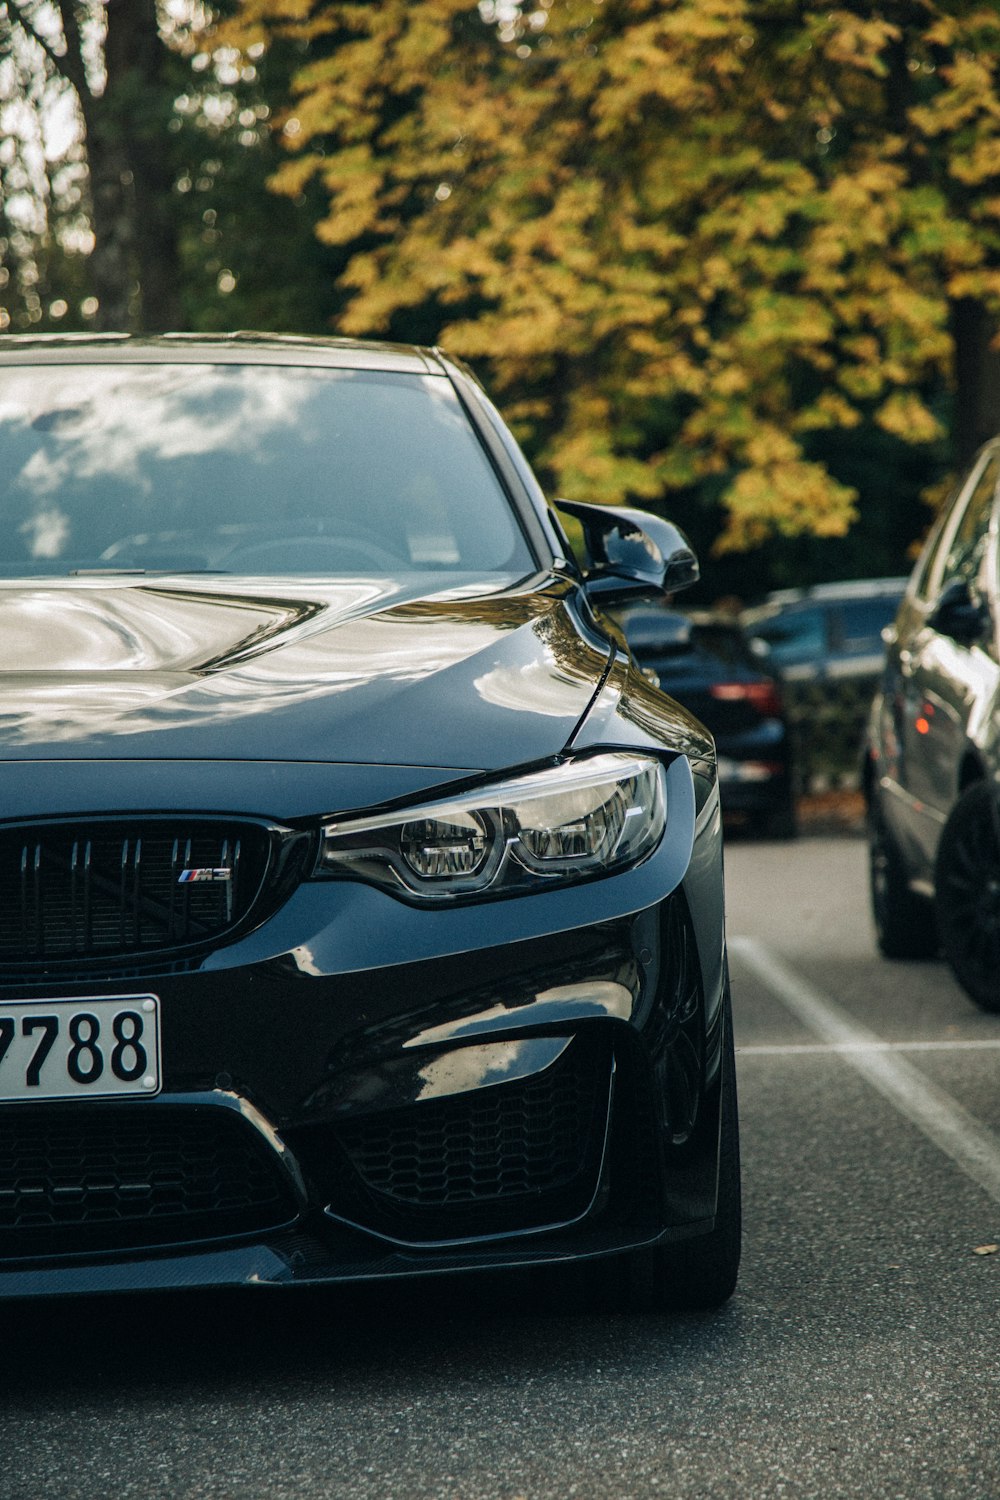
<box><xmin>950</xmin><ymin>298</ymin><xmax>1000</xmax><ymax>468</ymax></box>
<box><xmin>79</xmin><ymin>108</ymin><xmax>135</xmax><ymax>331</ymax></box>
<box><xmin>112</xmin><ymin>0</ymin><xmax>182</xmax><ymax>331</ymax></box>
<box><xmin>76</xmin><ymin>0</ymin><xmax>182</xmax><ymax>332</ymax></box>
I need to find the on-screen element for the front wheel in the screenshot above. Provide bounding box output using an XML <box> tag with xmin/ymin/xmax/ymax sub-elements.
<box><xmin>868</xmin><ymin>798</ymin><xmax>938</xmax><ymax>959</ymax></box>
<box><xmin>620</xmin><ymin>1000</ymin><xmax>741</xmax><ymax>1313</ymax></box>
<box><xmin>935</xmin><ymin>781</ymin><xmax>1000</xmax><ymax>1012</ymax></box>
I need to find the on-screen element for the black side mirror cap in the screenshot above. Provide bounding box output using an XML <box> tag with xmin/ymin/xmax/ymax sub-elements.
<box><xmin>554</xmin><ymin>499</ymin><xmax>699</xmax><ymax>602</ymax></box>
<box><xmin>929</xmin><ymin>579</ymin><xmax>990</xmax><ymax>645</ymax></box>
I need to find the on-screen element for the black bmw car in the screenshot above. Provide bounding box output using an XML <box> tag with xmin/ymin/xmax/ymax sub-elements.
<box><xmin>0</xmin><ymin>334</ymin><xmax>738</xmax><ymax>1309</ymax></box>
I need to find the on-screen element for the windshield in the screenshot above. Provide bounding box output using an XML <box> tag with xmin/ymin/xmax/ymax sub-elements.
<box><xmin>0</xmin><ymin>363</ymin><xmax>534</xmax><ymax>578</ymax></box>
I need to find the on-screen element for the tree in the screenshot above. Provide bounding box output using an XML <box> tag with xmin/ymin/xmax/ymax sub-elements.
<box><xmin>0</xmin><ymin>6</ymin><xmax>91</xmax><ymax>331</ymax></box>
<box><xmin>0</xmin><ymin>1</ymin><xmax>340</xmax><ymax>336</ymax></box>
<box><xmin>225</xmin><ymin>0</ymin><xmax>1000</xmax><ymax>557</ymax></box>
<box><xmin>170</xmin><ymin>28</ymin><xmax>349</xmax><ymax>334</ymax></box>
<box><xmin>0</xmin><ymin>0</ymin><xmax>190</xmax><ymax>329</ymax></box>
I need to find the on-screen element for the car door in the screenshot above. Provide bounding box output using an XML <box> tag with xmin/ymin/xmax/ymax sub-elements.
<box><xmin>899</xmin><ymin>447</ymin><xmax>1000</xmax><ymax>861</ymax></box>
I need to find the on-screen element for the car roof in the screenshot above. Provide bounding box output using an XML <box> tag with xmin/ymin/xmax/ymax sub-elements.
<box><xmin>0</xmin><ymin>331</ymin><xmax>441</xmax><ymax>376</ymax></box>
<box><xmin>755</xmin><ymin>577</ymin><xmax>909</xmax><ymax>609</ymax></box>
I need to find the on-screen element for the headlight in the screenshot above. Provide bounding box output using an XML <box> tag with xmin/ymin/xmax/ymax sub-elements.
<box><xmin>316</xmin><ymin>752</ymin><xmax>667</xmax><ymax>902</ymax></box>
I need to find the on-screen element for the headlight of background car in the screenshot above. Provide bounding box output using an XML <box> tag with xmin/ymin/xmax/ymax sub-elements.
<box><xmin>316</xmin><ymin>752</ymin><xmax>667</xmax><ymax>902</ymax></box>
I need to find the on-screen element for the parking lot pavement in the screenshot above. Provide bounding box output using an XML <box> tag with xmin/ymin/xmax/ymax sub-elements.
<box><xmin>1</xmin><ymin>835</ymin><xmax>999</xmax><ymax>1500</ymax></box>
<box><xmin>726</xmin><ymin>835</ymin><xmax>1000</xmax><ymax>1496</ymax></box>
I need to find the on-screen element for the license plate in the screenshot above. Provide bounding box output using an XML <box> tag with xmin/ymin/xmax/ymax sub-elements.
<box><xmin>0</xmin><ymin>996</ymin><xmax>161</xmax><ymax>1102</ymax></box>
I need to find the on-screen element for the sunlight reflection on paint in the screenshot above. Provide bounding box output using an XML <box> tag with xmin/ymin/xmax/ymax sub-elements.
<box><xmin>415</xmin><ymin>1036</ymin><xmax>569</xmax><ymax>1101</ymax></box>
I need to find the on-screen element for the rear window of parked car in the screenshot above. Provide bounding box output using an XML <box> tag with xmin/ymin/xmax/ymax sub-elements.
<box><xmin>749</xmin><ymin>608</ymin><xmax>826</xmax><ymax>666</ymax></box>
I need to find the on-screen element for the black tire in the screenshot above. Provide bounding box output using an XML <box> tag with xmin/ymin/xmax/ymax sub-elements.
<box><xmin>868</xmin><ymin>799</ymin><xmax>938</xmax><ymax>959</ymax></box>
<box><xmin>935</xmin><ymin>781</ymin><xmax>1000</xmax><ymax>1012</ymax></box>
<box><xmin>564</xmin><ymin>965</ymin><xmax>740</xmax><ymax>1317</ymax></box>
<box><xmin>647</xmin><ymin>1008</ymin><xmax>741</xmax><ymax>1310</ymax></box>
<box><xmin>614</xmin><ymin>1002</ymin><xmax>741</xmax><ymax>1314</ymax></box>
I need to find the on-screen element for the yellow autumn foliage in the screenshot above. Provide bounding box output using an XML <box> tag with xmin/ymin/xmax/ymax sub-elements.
<box><xmin>220</xmin><ymin>0</ymin><xmax>1000</xmax><ymax>551</ymax></box>
<box><xmin>876</xmin><ymin>393</ymin><xmax>946</xmax><ymax>444</ymax></box>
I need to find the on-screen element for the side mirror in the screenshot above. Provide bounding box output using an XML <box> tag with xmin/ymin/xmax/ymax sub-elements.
<box><xmin>929</xmin><ymin>579</ymin><xmax>990</xmax><ymax>645</ymax></box>
<box><xmin>554</xmin><ymin>499</ymin><xmax>699</xmax><ymax>602</ymax></box>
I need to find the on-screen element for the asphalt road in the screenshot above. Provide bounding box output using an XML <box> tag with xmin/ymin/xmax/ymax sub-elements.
<box><xmin>3</xmin><ymin>834</ymin><xmax>1000</xmax><ymax>1500</ymax></box>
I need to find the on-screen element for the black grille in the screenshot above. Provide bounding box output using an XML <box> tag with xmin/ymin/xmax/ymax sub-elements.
<box><xmin>334</xmin><ymin>1037</ymin><xmax>606</xmax><ymax>1218</ymax></box>
<box><xmin>0</xmin><ymin>1105</ymin><xmax>297</xmax><ymax>1257</ymax></box>
<box><xmin>0</xmin><ymin>821</ymin><xmax>271</xmax><ymax>962</ymax></box>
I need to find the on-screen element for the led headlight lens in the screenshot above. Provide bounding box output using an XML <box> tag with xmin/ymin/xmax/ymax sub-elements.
<box><xmin>400</xmin><ymin>813</ymin><xmax>489</xmax><ymax>879</ymax></box>
<box><xmin>317</xmin><ymin>752</ymin><xmax>666</xmax><ymax>902</ymax></box>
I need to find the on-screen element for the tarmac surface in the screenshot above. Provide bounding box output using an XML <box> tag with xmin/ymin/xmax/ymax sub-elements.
<box><xmin>2</xmin><ymin>834</ymin><xmax>999</xmax><ymax>1499</ymax></box>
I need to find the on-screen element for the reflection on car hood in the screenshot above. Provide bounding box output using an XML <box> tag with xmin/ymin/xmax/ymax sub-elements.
<box><xmin>0</xmin><ymin>574</ymin><xmax>612</xmax><ymax>770</ymax></box>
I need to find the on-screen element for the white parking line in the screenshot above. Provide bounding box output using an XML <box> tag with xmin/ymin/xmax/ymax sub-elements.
<box><xmin>730</xmin><ymin>935</ymin><xmax>1000</xmax><ymax>1206</ymax></box>
<box><xmin>741</xmin><ymin>1040</ymin><xmax>1000</xmax><ymax>1055</ymax></box>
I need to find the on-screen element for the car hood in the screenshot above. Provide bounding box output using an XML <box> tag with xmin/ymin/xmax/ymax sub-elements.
<box><xmin>0</xmin><ymin>574</ymin><xmax>611</xmax><ymax>771</ymax></box>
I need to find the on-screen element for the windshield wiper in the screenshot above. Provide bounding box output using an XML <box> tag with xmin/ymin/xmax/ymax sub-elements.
<box><xmin>69</xmin><ymin>568</ymin><xmax>232</xmax><ymax>576</ymax></box>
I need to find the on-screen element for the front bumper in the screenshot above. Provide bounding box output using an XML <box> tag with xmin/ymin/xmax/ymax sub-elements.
<box><xmin>0</xmin><ymin>758</ymin><xmax>727</xmax><ymax>1298</ymax></box>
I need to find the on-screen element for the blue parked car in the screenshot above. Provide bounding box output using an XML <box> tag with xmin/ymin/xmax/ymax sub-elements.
<box><xmin>742</xmin><ymin>578</ymin><xmax>908</xmax><ymax>684</ymax></box>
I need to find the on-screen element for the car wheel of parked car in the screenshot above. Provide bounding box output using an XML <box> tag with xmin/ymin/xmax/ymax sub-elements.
<box><xmin>935</xmin><ymin>781</ymin><xmax>1000</xmax><ymax>1012</ymax></box>
<box><xmin>643</xmin><ymin>1003</ymin><xmax>740</xmax><ymax>1311</ymax></box>
<box><xmin>603</xmin><ymin>991</ymin><xmax>741</xmax><ymax>1314</ymax></box>
<box><xmin>868</xmin><ymin>801</ymin><xmax>938</xmax><ymax>959</ymax></box>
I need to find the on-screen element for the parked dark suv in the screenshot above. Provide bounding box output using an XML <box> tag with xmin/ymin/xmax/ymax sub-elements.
<box><xmin>864</xmin><ymin>442</ymin><xmax>1000</xmax><ymax>1010</ymax></box>
<box><xmin>749</xmin><ymin>580</ymin><xmax>909</xmax><ymax>798</ymax></box>
<box><xmin>620</xmin><ymin>609</ymin><xmax>796</xmax><ymax>838</ymax></box>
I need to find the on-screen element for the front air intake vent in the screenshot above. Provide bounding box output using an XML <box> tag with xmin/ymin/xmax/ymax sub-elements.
<box><xmin>0</xmin><ymin>1103</ymin><xmax>298</xmax><ymax>1256</ymax></box>
<box><xmin>299</xmin><ymin>1034</ymin><xmax>614</xmax><ymax>1243</ymax></box>
<box><xmin>0</xmin><ymin>820</ymin><xmax>274</xmax><ymax>963</ymax></box>
<box><xmin>336</xmin><ymin>1044</ymin><xmax>597</xmax><ymax>1208</ymax></box>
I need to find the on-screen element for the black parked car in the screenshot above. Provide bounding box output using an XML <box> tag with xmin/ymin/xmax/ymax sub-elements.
<box><xmin>620</xmin><ymin>609</ymin><xmax>796</xmax><ymax>838</ymax></box>
<box><xmin>0</xmin><ymin>334</ymin><xmax>739</xmax><ymax>1308</ymax></box>
<box><xmin>865</xmin><ymin>440</ymin><xmax>1000</xmax><ymax>1011</ymax></box>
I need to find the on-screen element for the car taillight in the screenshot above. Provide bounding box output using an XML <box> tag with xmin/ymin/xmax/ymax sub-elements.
<box><xmin>709</xmin><ymin>680</ymin><xmax>784</xmax><ymax>717</ymax></box>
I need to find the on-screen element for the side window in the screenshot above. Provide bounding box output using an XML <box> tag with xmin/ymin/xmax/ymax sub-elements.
<box><xmin>753</xmin><ymin>608</ymin><xmax>826</xmax><ymax>666</ymax></box>
<box><xmin>931</xmin><ymin>450</ymin><xmax>1000</xmax><ymax>598</ymax></box>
